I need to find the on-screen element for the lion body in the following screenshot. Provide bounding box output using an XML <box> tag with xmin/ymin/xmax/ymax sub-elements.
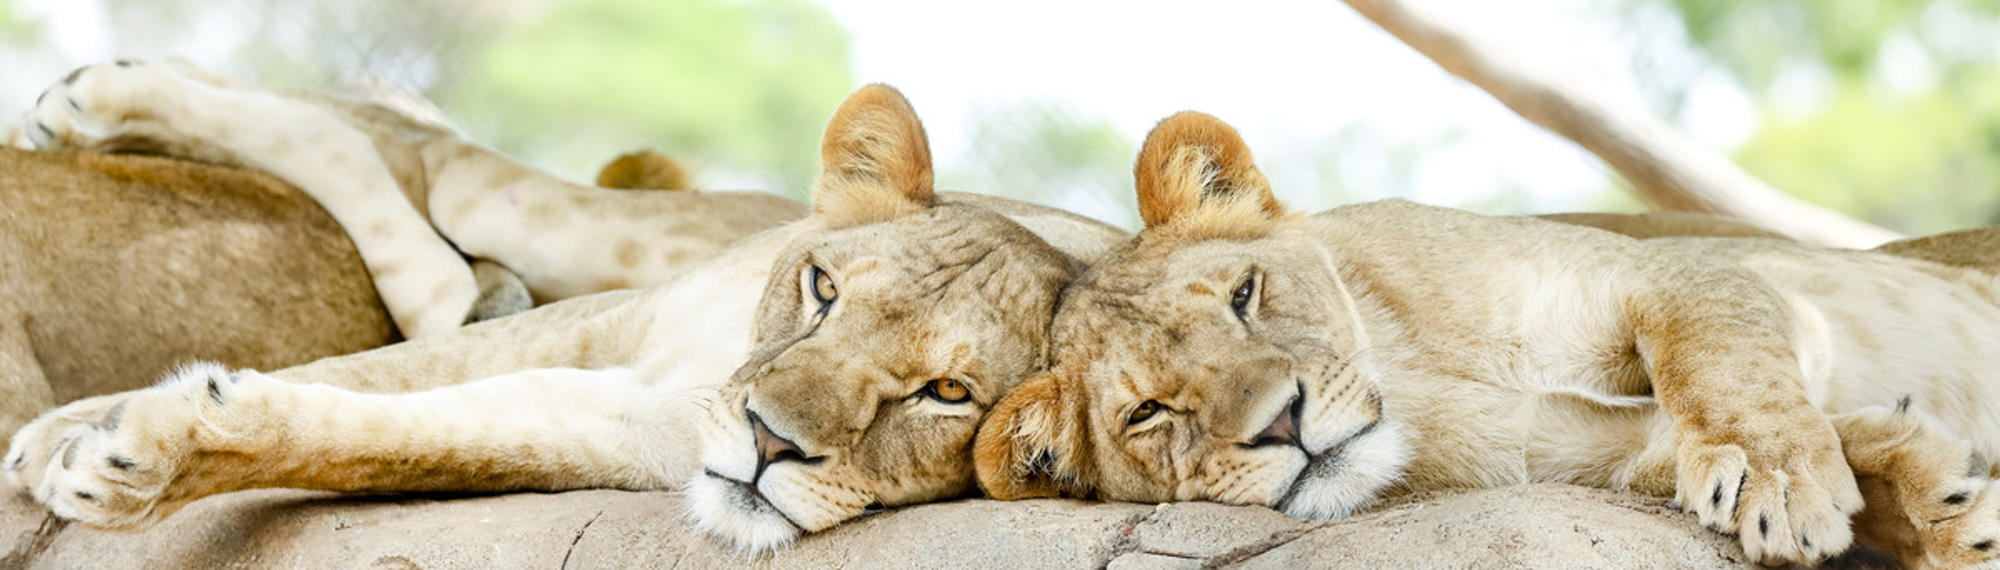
<box><xmin>0</xmin><ymin>149</ymin><xmax>394</xmax><ymax>434</ymax></box>
<box><xmin>2</xmin><ymin>60</ymin><xmax>817</xmax><ymax>432</ymax></box>
<box><xmin>980</xmin><ymin>112</ymin><xmax>2000</xmax><ymax>568</ymax></box>
<box><xmin>1297</xmin><ymin>201</ymin><xmax>2000</xmax><ymax>496</ymax></box>
<box><xmin>22</xmin><ymin>60</ymin><xmax>808</xmax><ymax>337</ymax></box>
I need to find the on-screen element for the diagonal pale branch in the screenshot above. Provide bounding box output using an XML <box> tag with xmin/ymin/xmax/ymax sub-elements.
<box><xmin>1340</xmin><ymin>0</ymin><xmax>1902</xmax><ymax>248</ymax></box>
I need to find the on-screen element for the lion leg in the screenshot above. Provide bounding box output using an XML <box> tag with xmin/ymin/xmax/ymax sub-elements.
<box><xmin>0</xmin><ymin>312</ymin><xmax>53</xmax><ymax>437</ymax></box>
<box><xmin>1626</xmin><ymin>273</ymin><xmax>1863</xmax><ymax>565</ymax></box>
<box><xmin>21</xmin><ymin>59</ymin><xmax>476</xmax><ymax>338</ymax></box>
<box><xmin>272</xmin><ymin>286</ymin><xmax>653</xmax><ymax>393</ymax></box>
<box><xmin>420</xmin><ymin>139</ymin><xmax>806</xmax><ymax>302</ymax></box>
<box><xmin>1829</xmin><ymin>403</ymin><xmax>2000</xmax><ymax>569</ymax></box>
<box><xmin>3</xmin><ymin>363</ymin><xmax>698</xmax><ymax>530</ymax></box>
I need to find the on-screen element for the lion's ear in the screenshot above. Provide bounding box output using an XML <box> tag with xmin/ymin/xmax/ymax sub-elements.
<box><xmin>975</xmin><ymin>373</ymin><xmax>1093</xmax><ymax>500</ymax></box>
<box><xmin>811</xmin><ymin>83</ymin><xmax>936</xmax><ymax>226</ymax></box>
<box><xmin>1132</xmin><ymin>111</ymin><xmax>1286</xmax><ymax>231</ymax></box>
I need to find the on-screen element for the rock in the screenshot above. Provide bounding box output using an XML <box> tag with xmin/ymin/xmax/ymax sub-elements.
<box><xmin>0</xmin><ymin>484</ymin><xmax>1864</xmax><ymax>569</ymax></box>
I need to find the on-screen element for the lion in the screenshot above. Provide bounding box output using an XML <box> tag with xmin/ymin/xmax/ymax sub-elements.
<box><xmin>0</xmin><ymin>148</ymin><xmax>396</xmax><ymax>437</ymax></box>
<box><xmin>975</xmin><ymin>112</ymin><xmax>2000</xmax><ymax>568</ymax></box>
<box><xmin>17</xmin><ymin>58</ymin><xmax>807</xmax><ymax>338</ymax></box>
<box><xmin>4</xmin><ymin>82</ymin><xmax>1129</xmax><ymax>554</ymax></box>
<box><xmin>0</xmin><ymin>132</ymin><xmax>738</xmax><ymax>436</ymax></box>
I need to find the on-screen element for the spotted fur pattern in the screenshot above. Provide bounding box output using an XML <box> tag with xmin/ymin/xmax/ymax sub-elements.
<box><xmin>17</xmin><ymin>58</ymin><xmax>806</xmax><ymax>336</ymax></box>
<box><xmin>5</xmin><ymin>84</ymin><xmax>1129</xmax><ymax>554</ymax></box>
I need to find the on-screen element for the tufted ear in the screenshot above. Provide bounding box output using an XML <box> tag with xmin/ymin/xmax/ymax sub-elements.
<box><xmin>811</xmin><ymin>83</ymin><xmax>935</xmax><ymax>227</ymax></box>
<box><xmin>1132</xmin><ymin>111</ymin><xmax>1286</xmax><ymax>232</ymax></box>
<box><xmin>974</xmin><ymin>373</ymin><xmax>1094</xmax><ymax>500</ymax></box>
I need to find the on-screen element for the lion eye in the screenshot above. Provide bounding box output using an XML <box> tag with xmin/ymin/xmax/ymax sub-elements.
<box><xmin>807</xmin><ymin>265</ymin><xmax>838</xmax><ymax>308</ymax></box>
<box><xmin>1229</xmin><ymin>272</ymin><xmax>1256</xmax><ymax>321</ymax></box>
<box><xmin>1128</xmin><ymin>400</ymin><xmax>1163</xmax><ymax>425</ymax></box>
<box><xmin>925</xmin><ymin>378</ymin><xmax>972</xmax><ymax>404</ymax></box>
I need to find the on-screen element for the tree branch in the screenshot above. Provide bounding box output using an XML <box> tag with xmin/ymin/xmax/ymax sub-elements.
<box><xmin>1339</xmin><ymin>0</ymin><xmax>1902</xmax><ymax>248</ymax></box>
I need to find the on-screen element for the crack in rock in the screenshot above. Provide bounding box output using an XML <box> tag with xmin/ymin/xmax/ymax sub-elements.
<box><xmin>0</xmin><ymin>513</ymin><xmax>67</xmax><ymax>569</ymax></box>
<box><xmin>558</xmin><ymin>510</ymin><xmax>605</xmax><ymax>570</ymax></box>
<box><xmin>1098</xmin><ymin>508</ymin><xmax>1169</xmax><ymax>567</ymax></box>
<box><xmin>1198</xmin><ymin>522</ymin><xmax>1334</xmax><ymax>568</ymax></box>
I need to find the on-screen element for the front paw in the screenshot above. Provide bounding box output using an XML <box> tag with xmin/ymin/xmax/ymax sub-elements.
<box><xmin>1674</xmin><ymin>438</ymin><xmax>1863</xmax><ymax>565</ymax></box>
<box><xmin>18</xmin><ymin>58</ymin><xmax>186</xmax><ymax>151</ymax></box>
<box><xmin>2</xmin><ymin>362</ymin><xmax>273</xmax><ymax>529</ymax></box>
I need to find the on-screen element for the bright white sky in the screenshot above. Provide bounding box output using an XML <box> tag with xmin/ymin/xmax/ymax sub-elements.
<box><xmin>9</xmin><ymin>0</ymin><xmax>1764</xmax><ymax>228</ymax></box>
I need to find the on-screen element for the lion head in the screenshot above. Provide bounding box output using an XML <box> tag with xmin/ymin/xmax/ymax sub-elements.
<box><xmin>684</xmin><ymin>85</ymin><xmax>1097</xmax><ymax>552</ymax></box>
<box><xmin>974</xmin><ymin>111</ymin><xmax>1411</xmax><ymax>521</ymax></box>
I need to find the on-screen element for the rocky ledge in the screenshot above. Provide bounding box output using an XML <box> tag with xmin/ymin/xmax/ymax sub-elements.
<box><xmin>2</xmin><ymin>483</ymin><xmax>1890</xmax><ymax>568</ymax></box>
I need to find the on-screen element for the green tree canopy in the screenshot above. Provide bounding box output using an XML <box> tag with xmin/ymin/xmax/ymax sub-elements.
<box><xmin>1642</xmin><ymin>0</ymin><xmax>2000</xmax><ymax>231</ymax></box>
<box><xmin>435</xmin><ymin>0</ymin><xmax>852</xmax><ymax>194</ymax></box>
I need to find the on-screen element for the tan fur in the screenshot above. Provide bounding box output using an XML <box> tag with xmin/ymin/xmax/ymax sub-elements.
<box><xmin>978</xmin><ymin>113</ymin><xmax>2000</xmax><ymax>568</ymax></box>
<box><xmin>0</xmin><ymin>149</ymin><xmax>395</xmax><ymax>436</ymax></box>
<box><xmin>1537</xmin><ymin>211</ymin><xmax>1783</xmax><ymax>240</ymax></box>
<box><xmin>1539</xmin><ymin>213</ymin><xmax>2000</xmax><ymax>273</ymax></box>
<box><xmin>4</xmin><ymin>85</ymin><xmax>1129</xmax><ymax>554</ymax></box>
<box><xmin>595</xmin><ymin>149</ymin><xmax>692</xmax><ymax>190</ymax></box>
<box><xmin>1874</xmin><ymin>226</ymin><xmax>2000</xmax><ymax>271</ymax></box>
<box><xmin>19</xmin><ymin>59</ymin><xmax>806</xmax><ymax>331</ymax></box>
<box><xmin>1132</xmin><ymin>112</ymin><xmax>1288</xmax><ymax>234</ymax></box>
<box><xmin>811</xmin><ymin>84</ymin><xmax>935</xmax><ymax>227</ymax></box>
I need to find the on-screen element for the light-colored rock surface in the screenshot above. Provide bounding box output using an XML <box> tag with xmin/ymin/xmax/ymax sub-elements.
<box><xmin>0</xmin><ymin>483</ymin><xmax>1885</xmax><ymax>569</ymax></box>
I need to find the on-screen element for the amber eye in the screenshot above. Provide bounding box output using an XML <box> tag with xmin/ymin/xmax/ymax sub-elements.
<box><xmin>1230</xmin><ymin>273</ymin><xmax>1256</xmax><ymax>321</ymax></box>
<box><xmin>925</xmin><ymin>378</ymin><xmax>971</xmax><ymax>404</ymax></box>
<box><xmin>1128</xmin><ymin>400</ymin><xmax>1163</xmax><ymax>425</ymax></box>
<box><xmin>808</xmin><ymin>265</ymin><xmax>838</xmax><ymax>307</ymax></box>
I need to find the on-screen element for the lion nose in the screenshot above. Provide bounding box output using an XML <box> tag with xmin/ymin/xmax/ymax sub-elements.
<box><xmin>1250</xmin><ymin>395</ymin><xmax>1302</xmax><ymax>449</ymax></box>
<box><xmin>749</xmin><ymin>411</ymin><xmax>811</xmax><ymax>474</ymax></box>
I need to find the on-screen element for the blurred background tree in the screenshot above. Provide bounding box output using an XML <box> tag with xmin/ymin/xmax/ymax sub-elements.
<box><xmin>0</xmin><ymin>0</ymin><xmax>1995</xmax><ymax>232</ymax></box>
<box><xmin>1622</xmin><ymin>0</ymin><xmax>2000</xmax><ymax>231</ymax></box>
<box><xmin>944</xmin><ymin>100</ymin><xmax>1139</xmax><ymax>225</ymax></box>
<box><xmin>4</xmin><ymin>0</ymin><xmax>850</xmax><ymax>195</ymax></box>
<box><xmin>434</xmin><ymin>0</ymin><xmax>850</xmax><ymax>193</ymax></box>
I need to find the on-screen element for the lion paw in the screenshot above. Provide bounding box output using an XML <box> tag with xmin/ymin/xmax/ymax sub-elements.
<box><xmin>2</xmin><ymin>362</ymin><xmax>274</xmax><ymax>529</ymax></box>
<box><xmin>1674</xmin><ymin>440</ymin><xmax>1861</xmax><ymax>565</ymax></box>
<box><xmin>1902</xmin><ymin>478</ymin><xmax>2000</xmax><ymax>569</ymax></box>
<box><xmin>1840</xmin><ymin>403</ymin><xmax>2000</xmax><ymax>569</ymax></box>
<box><xmin>19</xmin><ymin>59</ymin><xmax>191</xmax><ymax>151</ymax></box>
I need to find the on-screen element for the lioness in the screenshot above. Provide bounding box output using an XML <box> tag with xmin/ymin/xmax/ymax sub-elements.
<box><xmin>4</xmin><ymin>83</ymin><xmax>1127</xmax><ymax>552</ymax></box>
<box><xmin>0</xmin><ymin>137</ymin><xmax>726</xmax><ymax>437</ymax></box>
<box><xmin>0</xmin><ymin>149</ymin><xmax>396</xmax><ymax>436</ymax></box>
<box><xmin>18</xmin><ymin>59</ymin><xmax>806</xmax><ymax>338</ymax></box>
<box><xmin>976</xmin><ymin>112</ymin><xmax>2000</xmax><ymax>567</ymax></box>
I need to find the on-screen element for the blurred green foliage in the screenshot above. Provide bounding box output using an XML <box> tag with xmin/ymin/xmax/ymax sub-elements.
<box><xmin>435</xmin><ymin>0</ymin><xmax>851</xmax><ymax>195</ymax></box>
<box><xmin>947</xmin><ymin>100</ymin><xmax>1139</xmax><ymax>225</ymax></box>
<box><xmin>1650</xmin><ymin>0</ymin><xmax>2000</xmax><ymax>231</ymax></box>
<box><xmin>7</xmin><ymin>0</ymin><xmax>851</xmax><ymax>196</ymax></box>
<box><xmin>0</xmin><ymin>0</ymin><xmax>38</xmax><ymax>43</ymax></box>
<box><xmin>5</xmin><ymin>0</ymin><xmax>1996</xmax><ymax>227</ymax></box>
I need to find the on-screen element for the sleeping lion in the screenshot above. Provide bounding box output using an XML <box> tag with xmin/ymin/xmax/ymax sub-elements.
<box><xmin>16</xmin><ymin>58</ymin><xmax>804</xmax><ymax>339</ymax></box>
<box><xmin>5</xmin><ymin>83</ymin><xmax>1125</xmax><ymax>553</ymax></box>
<box><xmin>976</xmin><ymin>112</ymin><xmax>2000</xmax><ymax>568</ymax></box>
<box><xmin>1</xmin><ymin>57</ymin><xmax>790</xmax><ymax>436</ymax></box>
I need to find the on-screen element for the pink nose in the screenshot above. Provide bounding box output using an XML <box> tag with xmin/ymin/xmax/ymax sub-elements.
<box><xmin>1251</xmin><ymin>396</ymin><xmax>1301</xmax><ymax>449</ymax></box>
<box><xmin>749</xmin><ymin>411</ymin><xmax>808</xmax><ymax>472</ymax></box>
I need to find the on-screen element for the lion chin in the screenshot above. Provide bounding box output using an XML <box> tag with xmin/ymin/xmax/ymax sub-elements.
<box><xmin>1274</xmin><ymin>421</ymin><xmax>1412</xmax><ymax>521</ymax></box>
<box><xmin>685</xmin><ymin>470</ymin><xmax>803</xmax><ymax>554</ymax></box>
